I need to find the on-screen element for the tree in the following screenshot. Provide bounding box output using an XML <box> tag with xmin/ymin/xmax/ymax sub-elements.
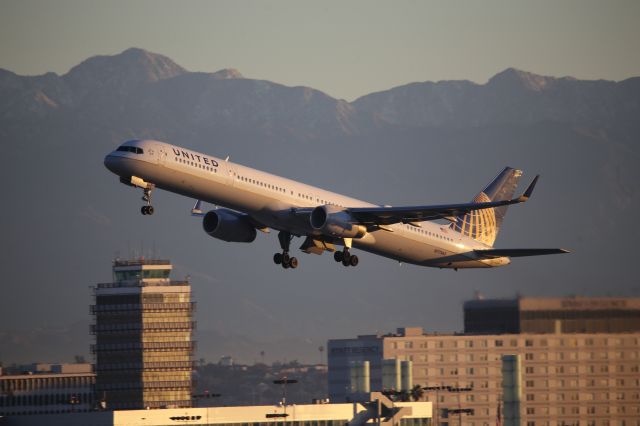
<box><xmin>410</xmin><ymin>384</ymin><xmax>425</xmax><ymax>401</ymax></box>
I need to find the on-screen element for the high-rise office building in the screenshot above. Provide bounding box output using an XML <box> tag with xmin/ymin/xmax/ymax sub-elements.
<box><xmin>464</xmin><ymin>297</ymin><xmax>640</xmax><ymax>334</ymax></box>
<box><xmin>91</xmin><ymin>258</ymin><xmax>195</xmax><ymax>410</ymax></box>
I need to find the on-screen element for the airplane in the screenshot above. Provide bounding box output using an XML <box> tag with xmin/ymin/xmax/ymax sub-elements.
<box><xmin>104</xmin><ymin>139</ymin><xmax>568</xmax><ymax>270</ymax></box>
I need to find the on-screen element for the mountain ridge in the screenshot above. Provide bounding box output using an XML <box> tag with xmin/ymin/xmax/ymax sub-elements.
<box><xmin>2</xmin><ymin>48</ymin><xmax>637</xmax><ymax>139</ymax></box>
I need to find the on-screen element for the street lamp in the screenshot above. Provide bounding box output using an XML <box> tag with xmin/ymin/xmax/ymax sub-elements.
<box><xmin>273</xmin><ymin>377</ymin><xmax>298</xmax><ymax>421</ymax></box>
<box><xmin>422</xmin><ymin>386</ymin><xmax>448</xmax><ymax>425</ymax></box>
<box><xmin>445</xmin><ymin>385</ymin><xmax>474</xmax><ymax>426</ymax></box>
<box><xmin>191</xmin><ymin>390</ymin><xmax>221</xmax><ymax>407</ymax></box>
<box><xmin>422</xmin><ymin>384</ymin><xmax>473</xmax><ymax>426</ymax></box>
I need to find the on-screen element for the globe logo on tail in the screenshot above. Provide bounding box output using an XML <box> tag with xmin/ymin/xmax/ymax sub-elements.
<box><xmin>451</xmin><ymin>192</ymin><xmax>498</xmax><ymax>246</ymax></box>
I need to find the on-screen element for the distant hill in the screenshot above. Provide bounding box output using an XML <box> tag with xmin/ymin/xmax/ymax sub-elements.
<box><xmin>0</xmin><ymin>48</ymin><xmax>638</xmax><ymax>365</ymax></box>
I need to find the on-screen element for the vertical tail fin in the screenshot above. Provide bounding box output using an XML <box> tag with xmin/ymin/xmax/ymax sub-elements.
<box><xmin>450</xmin><ymin>167</ymin><xmax>522</xmax><ymax>246</ymax></box>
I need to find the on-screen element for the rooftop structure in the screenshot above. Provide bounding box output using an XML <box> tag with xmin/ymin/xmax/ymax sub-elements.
<box><xmin>464</xmin><ymin>296</ymin><xmax>640</xmax><ymax>334</ymax></box>
<box><xmin>91</xmin><ymin>258</ymin><xmax>195</xmax><ymax>410</ymax></box>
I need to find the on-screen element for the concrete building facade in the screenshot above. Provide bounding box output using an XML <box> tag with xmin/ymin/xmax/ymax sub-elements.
<box><xmin>91</xmin><ymin>259</ymin><xmax>195</xmax><ymax>410</ymax></box>
<box><xmin>0</xmin><ymin>364</ymin><xmax>95</xmax><ymax>416</ymax></box>
<box><xmin>329</xmin><ymin>327</ymin><xmax>640</xmax><ymax>426</ymax></box>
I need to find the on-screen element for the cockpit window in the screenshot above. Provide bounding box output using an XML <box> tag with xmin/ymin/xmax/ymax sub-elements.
<box><xmin>117</xmin><ymin>146</ymin><xmax>144</xmax><ymax>154</ymax></box>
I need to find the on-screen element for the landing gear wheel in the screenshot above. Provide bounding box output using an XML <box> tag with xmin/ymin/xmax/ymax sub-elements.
<box><xmin>334</xmin><ymin>251</ymin><xmax>344</xmax><ymax>263</ymax></box>
<box><xmin>141</xmin><ymin>205</ymin><xmax>155</xmax><ymax>215</ymax></box>
<box><xmin>349</xmin><ymin>255</ymin><xmax>359</xmax><ymax>267</ymax></box>
<box><xmin>275</xmin><ymin>231</ymin><xmax>299</xmax><ymax>270</ymax></box>
<box><xmin>340</xmin><ymin>249</ymin><xmax>352</xmax><ymax>267</ymax></box>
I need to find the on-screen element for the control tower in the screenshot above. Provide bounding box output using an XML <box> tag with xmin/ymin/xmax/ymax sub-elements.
<box><xmin>91</xmin><ymin>258</ymin><xmax>195</xmax><ymax>409</ymax></box>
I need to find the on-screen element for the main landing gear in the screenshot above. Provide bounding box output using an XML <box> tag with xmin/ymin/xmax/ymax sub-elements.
<box><xmin>333</xmin><ymin>249</ymin><xmax>359</xmax><ymax>267</ymax></box>
<box><xmin>273</xmin><ymin>231</ymin><xmax>298</xmax><ymax>269</ymax></box>
<box><xmin>333</xmin><ymin>237</ymin><xmax>358</xmax><ymax>267</ymax></box>
<box><xmin>140</xmin><ymin>187</ymin><xmax>154</xmax><ymax>216</ymax></box>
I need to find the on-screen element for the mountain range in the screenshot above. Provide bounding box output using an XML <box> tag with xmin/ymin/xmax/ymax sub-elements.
<box><xmin>1</xmin><ymin>48</ymin><xmax>638</xmax><ymax>365</ymax></box>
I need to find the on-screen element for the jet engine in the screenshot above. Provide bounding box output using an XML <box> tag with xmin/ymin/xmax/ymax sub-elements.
<box><xmin>202</xmin><ymin>209</ymin><xmax>257</xmax><ymax>243</ymax></box>
<box><xmin>310</xmin><ymin>205</ymin><xmax>367</xmax><ymax>239</ymax></box>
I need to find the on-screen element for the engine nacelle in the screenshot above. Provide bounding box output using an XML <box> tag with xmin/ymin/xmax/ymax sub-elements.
<box><xmin>310</xmin><ymin>205</ymin><xmax>367</xmax><ymax>239</ymax></box>
<box><xmin>202</xmin><ymin>209</ymin><xmax>257</xmax><ymax>243</ymax></box>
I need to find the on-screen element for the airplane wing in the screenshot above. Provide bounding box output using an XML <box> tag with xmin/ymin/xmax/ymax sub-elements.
<box><xmin>347</xmin><ymin>176</ymin><xmax>539</xmax><ymax>226</ymax></box>
<box><xmin>474</xmin><ymin>248</ymin><xmax>570</xmax><ymax>258</ymax></box>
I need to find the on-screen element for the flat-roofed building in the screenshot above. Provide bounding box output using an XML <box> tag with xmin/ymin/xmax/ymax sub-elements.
<box><xmin>0</xmin><ymin>364</ymin><xmax>95</xmax><ymax>416</ymax></box>
<box><xmin>329</xmin><ymin>326</ymin><xmax>640</xmax><ymax>426</ymax></box>
<box><xmin>464</xmin><ymin>297</ymin><xmax>640</xmax><ymax>335</ymax></box>
<box><xmin>0</xmin><ymin>394</ymin><xmax>432</xmax><ymax>426</ymax></box>
<box><xmin>91</xmin><ymin>258</ymin><xmax>195</xmax><ymax>410</ymax></box>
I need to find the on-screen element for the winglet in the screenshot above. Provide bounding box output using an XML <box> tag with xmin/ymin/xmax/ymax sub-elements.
<box><xmin>518</xmin><ymin>175</ymin><xmax>539</xmax><ymax>202</ymax></box>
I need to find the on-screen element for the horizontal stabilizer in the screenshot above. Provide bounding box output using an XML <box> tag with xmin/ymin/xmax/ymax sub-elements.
<box><xmin>474</xmin><ymin>248</ymin><xmax>569</xmax><ymax>258</ymax></box>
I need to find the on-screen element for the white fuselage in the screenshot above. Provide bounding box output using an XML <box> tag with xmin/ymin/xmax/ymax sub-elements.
<box><xmin>104</xmin><ymin>139</ymin><xmax>511</xmax><ymax>268</ymax></box>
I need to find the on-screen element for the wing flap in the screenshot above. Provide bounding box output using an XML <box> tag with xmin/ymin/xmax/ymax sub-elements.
<box><xmin>474</xmin><ymin>248</ymin><xmax>569</xmax><ymax>258</ymax></box>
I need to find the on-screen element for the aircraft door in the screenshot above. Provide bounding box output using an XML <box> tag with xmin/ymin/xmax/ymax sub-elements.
<box><xmin>225</xmin><ymin>162</ymin><xmax>237</xmax><ymax>187</ymax></box>
<box><xmin>157</xmin><ymin>145</ymin><xmax>167</xmax><ymax>165</ymax></box>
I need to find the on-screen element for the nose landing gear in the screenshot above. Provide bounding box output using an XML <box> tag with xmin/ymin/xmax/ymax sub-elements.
<box><xmin>140</xmin><ymin>187</ymin><xmax>155</xmax><ymax>215</ymax></box>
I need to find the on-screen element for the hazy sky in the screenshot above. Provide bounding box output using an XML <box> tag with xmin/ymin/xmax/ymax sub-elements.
<box><xmin>1</xmin><ymin>0</ymin><xmax>639</xmax><ymax>100</ymax></box>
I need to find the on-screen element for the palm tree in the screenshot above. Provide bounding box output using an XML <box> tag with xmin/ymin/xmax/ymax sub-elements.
<box><xmin>410</xmin><ymin>384</ymin><xmax>425</xmax><ymax>401</ymax></box>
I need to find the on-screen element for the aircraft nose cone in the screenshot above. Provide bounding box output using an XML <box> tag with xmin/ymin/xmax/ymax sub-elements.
<box><xmin>104</xmin><ymin>154</ymin><xmax>120</xmax><ymax>175</ymax></box>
